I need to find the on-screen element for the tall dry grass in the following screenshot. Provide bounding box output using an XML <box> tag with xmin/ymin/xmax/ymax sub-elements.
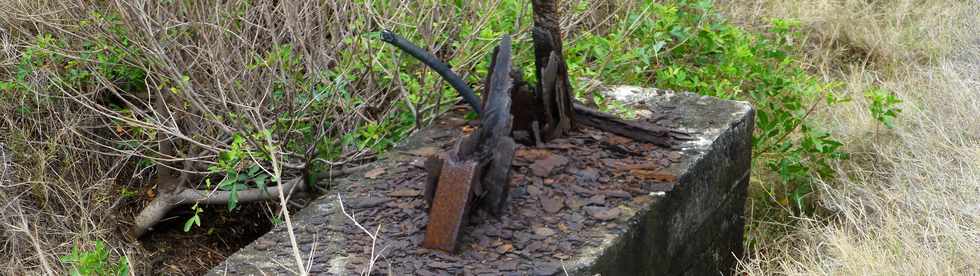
<box><xmin>722</xmin><ymin>0</ymin><xmax>980</xmax><ymax>274</ymax></box>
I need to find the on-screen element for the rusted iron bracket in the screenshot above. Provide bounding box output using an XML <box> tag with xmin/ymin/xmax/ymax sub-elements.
<box><xmin>421</xmin><ymin>155</ymin><xmax>479</xmax><ymax>252</ymax></box>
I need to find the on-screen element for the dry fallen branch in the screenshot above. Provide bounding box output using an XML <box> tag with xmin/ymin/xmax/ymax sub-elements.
<box><xmin>131</xmin><ymin>178</ymin><xmax>306</xmax><ymax>237</ymax></box>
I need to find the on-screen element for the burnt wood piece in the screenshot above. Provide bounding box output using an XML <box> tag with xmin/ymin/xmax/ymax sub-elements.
<box><xmin>481</xmin><ymin>45</ymin><xmax>500</xmax><ymax>110</ymax></box>
<box><xmin>484</xmin><ymin>43</ymin><xmax>534</xmax><ymax>144</ymax></box>
<box><xmin>422</xmin><ymin>35</ymin><xmax>518</xmax><ymax>252</ymax></box>
<box><xmin>478</xmin><ymin>36</ymin><xmax>515</xmax><ymax>147</ymax></box>
<box><xmin>573</xmin><ymin>103</ymin><xmax>692</xmax><ymax>148</ymax></box>
<box><xmin>476</xmin><ymin>36</ymin><xmax>517</xmax><ymax>216</ymax></box>
<box><xmin>532</xmin><ymin>0</ymin><xmax>576</xmax><ymax>141</ymax></box>
<box><xmin>480</xmin><ymin>137</ymin><xmax>515</xmax><ymax>216</ymax></box>
<box><xmin>505</xmin><ymin>70</ymin><xmax>538</xmax><ymax>145</ymax></box>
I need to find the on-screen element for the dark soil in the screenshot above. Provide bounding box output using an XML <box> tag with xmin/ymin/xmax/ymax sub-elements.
<box><xmin>336</xmin><ymin>126</ymin><xmax>680</xmax><ymax>275</ymax></box>
<box><xmin>140</xmin><ymin>202</ymin><xmax>277</xmax><ymax>275</ymax></box>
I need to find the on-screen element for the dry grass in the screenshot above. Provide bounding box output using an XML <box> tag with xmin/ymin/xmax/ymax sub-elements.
<box><xmin>0</xmin><ymin>0</ymin><xmax>465</xmax><ymax>273</ymax></box>
<box><xmin>721</xmin><ymin>0</ymin><xmax>980</xmax><ymax>274</ymax></box>
<box><xmin>0</xmin><ymin>0</ymin><xmax>607</xmax><ymax>274</ymax></box>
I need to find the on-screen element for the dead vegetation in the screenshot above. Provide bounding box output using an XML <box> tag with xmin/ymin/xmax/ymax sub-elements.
<box><xmin>720</xmin><ymin>0</ymin><xmax>980</xmax><ymax>274</ymax></box>
<box><xmin>0</xmin><ymin>0</ymin><xmax>612</xmax><ymax>274</ymax></box>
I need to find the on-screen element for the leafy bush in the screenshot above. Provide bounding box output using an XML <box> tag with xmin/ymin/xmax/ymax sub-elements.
<box><xmin>2</xmin><ymin>1</ymin><xmax>867</xmax><ymax>266</ymax></box>
<box><xmin>563</xmin><ymin>0</ymin><xmax>847</xmax><ymax>214</ymax></box>
<box><xmin>1</xmin><ymin>0</ymin><xmax>849</xmax><ymax>220</ymax></box>
<box><xmin>60</xmin><ymin>241</ymin><xmax>129</xmax><ymax>276</ymax></box>
<box><xmin>865</xmin><ymin>87</ymin><xmax>902</xmax><ymax>129</ymax></box>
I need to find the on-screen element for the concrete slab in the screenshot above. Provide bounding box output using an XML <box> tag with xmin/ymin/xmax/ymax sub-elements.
<box><xmin>208</xmin><ymin>90</ymin><xmax>753</xmax><ymax>275</ymax></box>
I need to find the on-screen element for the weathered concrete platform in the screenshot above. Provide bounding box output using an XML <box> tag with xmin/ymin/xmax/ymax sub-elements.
<box><xmin>209</xmin><ymin>90</ymin><xmax>753</xmax><ymax>275</ymax></box>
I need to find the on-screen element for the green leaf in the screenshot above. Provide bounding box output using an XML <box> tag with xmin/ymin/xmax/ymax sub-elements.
<box><xmin>115</xmin><ymin>257</ymin><xmax>129</xmax><ymax>276</ymax></box>
<box><xmin>183</xmin><ymin>214</ymin><xmax>200</xmax><ymax>232</ymax></box>
<box><xmin>228</xmin><ymin>183</ymin><xmax>240</xmax><ymax>211</ymax></box>
<box><xmin>254</xmin><ymin>174</ymin><xmax>269</xmax><ymax>193</ymax></box>
<box><xmin>652</xmin><ymin>41</ymin><xmax>667</xmax><ymax>54</ymax></box>
<box><xmin>217</xmin><ymin>176</ymin><xmax>236</xmax><ymax>191</ymax></box>
<box><xmin>247</xmin><ymin>165</ymin><xmax>261</xmax><ymax>176</ymax></box>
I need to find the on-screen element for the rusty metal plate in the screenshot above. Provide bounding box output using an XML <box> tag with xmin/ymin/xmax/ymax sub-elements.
<box><xmin>422</xmin><ymin>159</ymin><xmax>480</xmax><ymax>252</ymax></box>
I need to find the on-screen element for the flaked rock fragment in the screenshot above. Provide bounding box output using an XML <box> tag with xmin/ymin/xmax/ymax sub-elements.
<box><xmin>585</xmin><ymin>206</ymin><xmax>622</xmax><ymax>221</ymax></box>
<box><xmin>527</xmin><ymin>185</ymin><xmax>544</xmax><ymax>197</ymax></box>
<box><xmin>631</xmin><ymin>169</ymin><xmax>677</xmax><ymax>182</ymax></box>
<box><xmin>364</xmin><ymin>167</ymin><xmax>385</xmax><ymax>179</ymax></box>
<box><xmin>530</xmin><ymin>154</ymin><xmax>569</xmax><ymax>177</ymax></box>
<box><xmin>516</xmin><ymin>148</ymin><xmax>552</xmax><ymax>161</ymax></box>
<box><xmin>348</xmin><ymin>197</ymin><xmax>392</xmax><ymax>208</ymax></box>
<box><xmin>496</xmin><ymin>243</ymin><xmax>514</xmax><ymax>254</ymax></box>
<box><xmin>587</xmin><ymin>194</ymin><xmax>606</xmax><ymax>205</ymax></box>
<box><xmin>540</xmin><ymin>195</ymin><xmax>564</xmax><ymax>213</ymax></box>
<box><xmin>605</xmin><ymin>189</ymin><xmax>631</xmax><ymax>198</ymax></box>
<box><xmin>565</xmin><ymin>196</ymin><xmax>586</xmax><ymax>210</ymax></box>
<box><xmin>532</xmin><ymin>262</ymin><xmax>562</xmax><ymax>276</ymax></box>
<box><xmin>389</xmin><ymin>188</ymin><xmax>422</xmax><ymax>197</ymax></box>
<box><xmin>498</xmin><ymin>261</ymin><xmax>519</xmax><ymax>271</ymax></box>
<box><xmin>525</xmin><ymin>241</ymin><xmax>544</xmax><ymax>253</ymax></box>
<box><xmin>570</xmin><ymin>167</ymin><xmax>599</xmax><ymax>182</ymax></box>
<box><xmin>533</xmin><ymin>227</ymin><xmax>556</xmax><ymax>237</ymax></box>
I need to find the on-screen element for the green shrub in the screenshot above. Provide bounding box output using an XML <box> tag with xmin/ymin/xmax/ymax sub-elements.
<box><xmin>60</xmin><ymin>241</ymin><xmax>129</xmax><ymax>276</ymax></box>
<box><xmin>2</xmin><ymin>0</ymin><xmax>857</xmax><ymax>242</ymax></box>
<box><xmin>865</xmin><ymin>86</ymin><xmax>902</xmax><ymax>129</ymax></box>
<box><xmin>564</xmin><ymin>0</ymin><xmax>847</xmax><ymax>214</ymax></box>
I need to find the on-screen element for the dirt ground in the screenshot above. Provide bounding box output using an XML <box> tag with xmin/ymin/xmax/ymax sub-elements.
<box><xmin>139</xmin><ymin>203</ymin><xmax>276</xmax><ymax>275</ymax></box>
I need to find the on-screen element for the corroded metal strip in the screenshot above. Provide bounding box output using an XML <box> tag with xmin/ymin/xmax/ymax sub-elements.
<box><xmin>421</xmin><ymin>158</ymin><xmax>479</xmax><ymax>252</ymax></box>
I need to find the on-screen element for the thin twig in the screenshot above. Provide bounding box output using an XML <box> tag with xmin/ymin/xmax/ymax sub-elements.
<box><xmin>264</xmin><ymin>133</ymin><xmax>307</xmax><ymax>276</ymax></box>
<box><xmin>337</xmin><ymin>194</ymin><xmax>388</xmax><ymax>276</ymax></box>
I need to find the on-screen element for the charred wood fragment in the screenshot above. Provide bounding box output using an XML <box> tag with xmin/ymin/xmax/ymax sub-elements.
<box><xmin>531</xmin><ymin>0</ymin><xmax>577</xmax><ymax>141</ymax></box>
<box><xmin>475</xmin><ymin>36</ymin><xmax>517</xmax><ymax>216</ymax></box>
<box><xmin>573</xmin><ymin>103</ymin><xmax>691</xmax><ymax>148</ymax></box>
<box><xmin>509</xmin><ymin>76</ymin><xmax>539</xmax><ymax>143</ymax></box>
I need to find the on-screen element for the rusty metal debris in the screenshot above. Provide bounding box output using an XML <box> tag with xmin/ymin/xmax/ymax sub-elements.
<box><xmin>421</xmin><ymin>35</ymin><xmax>517</xmax><ymax>252</ymax></box>
<box><xmin>381</xmin><ymin>0</ymin><xmax>689</xmax><ymax>254</ymax></box>
<box><xmin>421</xmin><ymin>157</ymin><xmax>479</xmax><ymax>251</ymax></box>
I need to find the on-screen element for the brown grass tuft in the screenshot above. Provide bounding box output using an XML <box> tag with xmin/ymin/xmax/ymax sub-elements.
<box><xmin>723</xmin><ymin>0</ymin><xmax>980</xmax><ymax>274</ymax></box>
